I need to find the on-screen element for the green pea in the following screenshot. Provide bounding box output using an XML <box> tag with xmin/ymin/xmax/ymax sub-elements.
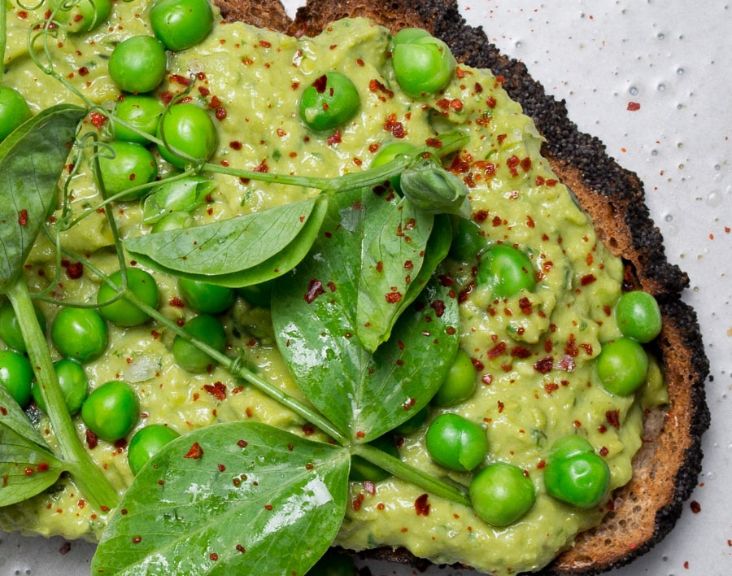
<box><xmin>449</xmin><ymin>217</ymin><xmax>485</xmax><ymax>262</ymax></box>
<box><xmin>53</xmin><ymin>0</ymin><xmax>112</xmax><ymax>34</ymax></box>
<box><xmin>51</xmin><ymin>308</ymin><xmax>108</xmax><ymax>363</ymax></box>
<box><xmin>371</xmin><ymin>141</ymin><xmax>417</xmax><ymax>192</ymax></box>
<box><xmin>596</xmin><ymin>338</ymin><xmax>648</xmax><ymax>396</ymax></box>
<box><xmin>178</xmin><ymin>278</ymin><xmax>234</xmax><ymax>314</ymax></box>
<box><xmin>0</xmin><ymin>350</ymin><xmax>34</xmax><ymax>408</ymax></box>
<box><xmin>112</xmin><ymin>96</ymin><xmax>165</xmax><ymax>144</ymax></box>
<box><xmin>98</xmin><ymin>141</ymin><xmax>158</xmax><ymax>201</ymax></box>
<box><xmin>307</xmin><ymin>550</ymin><xmax>357</xmax><ymax>576</ymax></box>
<box><xmin>157</xmin><ymin>103</ymin><xmax>219</xmax><ymax>168</ymax></box>
<box><xmin>81</xmin><ymin>381</ymin><xmax>139</xmax><ymax>442</ymax></box>
<box><xmin>395</xmin><ymin>406</ymin><xmax>429</xmax><ymax>435</ymax></box>
<box><xmin>391</xmin><ymin>28</ymin><xmax>456</xmax><ymax>97</ymax></box>
<box><xmin>469</xmin><ymin>462</ymin><xmax>536</xmax><ymax>527</ymax></box>
<box><xmin>544</xmin><ymin>439</ymin><xmax>610</xmax><ymax>509</ymax></box>
<box><xmin>97</xmin><ymin>269</ymin><xmax>160</xmax><ymax>327</ymax></box>
<box><xmin>127</xmin><ymin>424</ymin><xmax>180</xmax><ymax>475</ymax></box>
<box><xmin>433</xmin><ymin>350</ymin><xmax>477</xmax><ymax>407</ymax></box>
<box><xmin>299</xmin><ymin>72</ymin><xmax>360</xmax><ymax>132</ymax></box>
<box><xmin>152</xmin><ymin>212</ymin><xmax>193</xmax><ymax>233</ymax></box>
<box><xmin>108</xmin><ymin>36</ymin><xmax>167</xmax><ymax>94</ymax></box>
<box><xmin>477</xmin><ymin>244</ymin><xmax>536</xmax><ymax>298</ymax></box>
<box><xmin>172</xmin><ymin>314</ymin><xmax>226</xmax><ymax>373</ymax></box>
<box><xmin>350</xmin><ymin>435</ymin><xmax>399</xmax><ymax>482</ymax></box>
<box><xmin>32</xmin><ymin>359</ymin><xmax>89</xmax><ymax>416</ymax></box>
<box><xmin>0</xmin><ymin>301</ymin><xmax>46</xmax><ymax>353</ymax></box>
<box><xmin>150</xmin><ymin>0</ymin><xmax>214</xmax><ymax>51</ymax></box>
<box><xmin>425</xmin><ymin>413</ymin><xmax>487</xmax><ymax>472</ymax></box>
<box><xmin>615</xmin><ymin>290</ymin><xmax>662</xmax><ymax>343</ymax></box>
<box><xmin>0</xmin><ymin>86</ymin><xmax>32</xmax><ymax>141</ymax></box>
<box><xmin>237</xmin><ymin>283</ymin><xmax>272</xmax><ymax>308</ymax></box>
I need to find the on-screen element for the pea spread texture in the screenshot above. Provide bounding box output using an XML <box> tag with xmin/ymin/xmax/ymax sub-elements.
<box><xmin>0</xmin><ymin>1</ymin><xmax>670</xmax><ymax>574</ymax></box>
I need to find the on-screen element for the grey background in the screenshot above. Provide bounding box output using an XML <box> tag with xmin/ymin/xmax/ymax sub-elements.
<box><xmin>1</xmin><ymin>1</ymin><xmax>730</xmax><ymax>574</ymax></box>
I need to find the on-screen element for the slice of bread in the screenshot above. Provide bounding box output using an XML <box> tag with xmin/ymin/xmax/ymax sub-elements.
<box><xmin>216</xmin><ymin>1</ymin><xmax>711</xmax><ymax>573</ymax></box>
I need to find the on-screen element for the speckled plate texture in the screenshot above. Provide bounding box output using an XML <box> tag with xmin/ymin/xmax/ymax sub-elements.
<box><xmin>1</xmin><ymin>1</ymin><xmax>730</xmax><ymax>575</ymax></box>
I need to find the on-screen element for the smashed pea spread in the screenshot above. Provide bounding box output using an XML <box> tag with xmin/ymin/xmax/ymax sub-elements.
<box><xmin>0</xmin><ymin>2</ymin><xmax>667</xmax><ymax>574</ymax></box>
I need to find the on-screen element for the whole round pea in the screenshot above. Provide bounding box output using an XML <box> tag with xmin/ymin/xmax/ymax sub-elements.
<box><xmin>391</xmin><ymin>28</ymin><xmax>456</xmax><ymax>97</ymax></box>
<box><xmin>425</xmin><ymin>413</ymin><xmax>487</xmax><ymax>472</ymax></box>
<box><xmin>477</xmin><ymin>244</ymin><xmax>536</xmax><ymax>298</ymax></box>
<box><xmin>112</xmin><ymin>96</ymin><xmax>165</xmax><ymax>144</ymax></box>
<box><xmin>150</xmin><ymin>0</ymin><xmax>214</xmax><ymax>51</ymax></box>
<box><xmin>0</xmin><ymin>350</ymin><xmax>33</xmax><ymax>408</ymax></box>
<box><xmin>152</xmin><ymin>211</ymin><xmax>193</xmax><ymax>233</ymax></box>
<box><xmin>99</xmin><ymin>141</ymin><xmax>158</xmax><ymax>200</ymax></box>
<box><xmin>307</xmin><ymin>550</ymin><xmax>357</xmax><ymax>576</ymax></box>
<box><xmin>127</xmin><ymin>424</ymin><xmax>180</xmax><ymax>475</ymax></box>
<box><xmin>32</xmin><ymin>359</ymin><xmax>88</xmax><ymax>416</ymax></box>
<box><xmin>157</xmin><ymin>103</ymin><xmax>218</xmax><ymax>168</ymax></box>
<box><xmin>81</xmin><ymin>381</ymin><xmax>139</xmax><ymax>442</ymax></box>
<box><xmin>544</xmin><ymin>450</ymin><xmax>610</xmax><ymax>509</ymax></box>
<box><xmin>237</xmin><ymin>283</ymin><xmax>272</xmax><ymax>308</ymax></box>
<box><xmin>178</xmin><ymin>278</ymin><xmax>234</xmax><ymax>314</ymax></box>
<box><xmin>549</xmin><ymin>435</ymin><xmax>594</xmax><ymax>462</ymax></box>
<box><xmin>615</xmin><ymin>290</ymin><xmax>662</xmax><ymax>343</ymax></box>
<box><xmin>51</xmin><ymin>308</ymin><xmax>108</xmax><ymax>363</ymax></box>
<box><xmin>172</xmin><ymin>314</ymin><xmax>226</xmax><ymax>373</ymax></box>
<box><xmin>97</xmin><ymin>269</ymin><xmax>160</xmax><ymax>327</ymax></box>
<box><xmin>469</xmin><ymin>462</ymin><xmax>536</xmax><ymax>527</ymax></box>
<box><xmin>53</xmin><ymin>0</ymin><xmax>112</xmax><ymax>34</ymax></box>
<box><xmin>350</xmin><ymin>435</ymin><xmax>399</xmax><ymax>483</ymax></box>
<box><xmin>433</xmin><ymin>350</ymin><xmax>477</xmax><ymax>407</ymax></box>
<box><xmin>596</xmin><ymin>337</ymin><xmax>648</xmax><ymax>396</ymax></box>
<box><xmin>371</xmin><ymin>141</ymin><xmax>417</xmax><ymax>192</ymax></box>
<box><xmin>299</xmin><ymin>72</ymin><xmax>360</xmax><ymax>132</ymax></box>
<box><xmin>0</xmin><ymin>301</ymin><xmax>46</xmax><ymax>353</ymax></box>
<box><xmin>395</xmin><ymin>406</ymin><xmax>429</xmax><ymax>435</ymax></box>
<box><xmin>108</xmin><ymin>36</ymin><xmax>167</xmax><ymax>94</ymax></box>
<box><xmin>449</xmin><ymin>217</ymin><xmax>485</xmax><ymax>262</ymax></box>
<box><xmin>0</xmin><ymin>86</ymin><xmax>32</xmax><ymax>141</ymax></box>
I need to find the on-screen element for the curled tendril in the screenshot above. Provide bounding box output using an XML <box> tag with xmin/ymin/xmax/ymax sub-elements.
<box><xmin>15</xmin><ymin>0</ymin><xmax>47</xmax><ymax>12</ymax></box>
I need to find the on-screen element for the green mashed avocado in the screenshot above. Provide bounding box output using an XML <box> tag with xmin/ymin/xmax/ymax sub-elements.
<box><xmin>0</xmin><ymin>2</ymin><xmax>666</xmax><ymax>574</ymax></box>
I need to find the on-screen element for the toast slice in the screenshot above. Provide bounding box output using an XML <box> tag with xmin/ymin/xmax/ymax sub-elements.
<box><xmin>216</xmin><ymin>1</ymin><xmax>711</xmax><ymax>573</ymax></box>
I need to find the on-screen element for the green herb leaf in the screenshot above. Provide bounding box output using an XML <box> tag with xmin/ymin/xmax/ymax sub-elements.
<box><xmin>126</xmin><ymin>198</ymin><xmax>328</xmax><ymax>288</ymax></box>
<box><xmin>141</xmin><ymin>176</ymin><xmax>216</xmax><ymax>224</ymax></box>
<box><xmin>0</xmin><ymin>386</ymin><xmax>47</xmax><ymax>449</ymax></box>
<box><xmin>92</xmin><ymin>422</ymin><xmax>350</xmax><ymax>576</ymax></box>
<box><xmin>0</xmin><ymin>420</ymin><xmax>66</xmax><ymax>507</ymax></box>
<box><xmin>273</xmin><ymin>190</ymin><xmax>460</xmax><ymax>442</ymax></box>
<box><xmin>357</xmin><ymin>194</ymin><xmax>433</xmax><ymax>351</ymax></box>
<box><xmin>0</xmin><ymin>105</ymin><xmax>86</xmax><ymax>292</ymax></box>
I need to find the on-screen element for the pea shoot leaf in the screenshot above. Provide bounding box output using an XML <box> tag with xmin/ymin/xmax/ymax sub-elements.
<box><xmin>125</xmin><ymin>198</ymin><xmax>328</xmax><ymax>288</ymax></box>
<box><xmin>91</xmin><ymin>422</ymin><xmax>350</xmax><ymax>576</ymax></box>
<box><xmin>0</xmin><ymin>386</ymin><xmax>47</xmax><ymax>448</ymax></box>
<box><xmin>0</xmin><ymin>105</ymin><xmax>86</xmax><ymax>292</ymax></box>
<box><xmin>272</xmin><ymin>189</ymin><xmax>459</xmax><ymax>442</ymax></box>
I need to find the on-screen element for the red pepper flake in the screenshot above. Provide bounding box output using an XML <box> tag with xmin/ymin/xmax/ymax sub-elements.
<box><xmin>430</xmin><ymin>300</ymin><xmax>445</xmax><ymax>317</ymax></box>
<box><xmin>690</xmin><ymin>500</ymin><xmax>701</xmax><ymax>513</ymax></box>
<box><xmin>544</xmin><ymin>382</ymin><xmax>559</xmax><ymax>394</ymax></box>
<box><xmin>229</xmin><ymin>140</ymin><xmax>242</xmax><ymax>150</ymax></box>
<box><xmin>449</xmin><ymin>153</ymin><xmax>471</xmax><ymax>174</ymax></box>
<box><xmin>209</xmin><ymin>552</ymin><xmax>219</xmax><ymax>561</ymax></box>
<box><xmin>487</xmin><ymin>342</ymin><xmax>507</xmax><ymax>359</ymax></box>
<box><xmin>259</xmin><ymin>40</ymin><xmax>272</xmax><ymax>48</ymax></box>
<box><xmin>683</xmin><ymin>561</ymin><xmax>689</xmax><ymax>570</ymax></box>
<box><xmin>326</xmin><ymin>130</ymin><xmax>342</xmax><ymax>145</ymax></box>
<box><xmin>605</xmin><ymin>410</ymin><xmax>621</xmax><ymax>429</ymax></box>
<box><xmin>580</xmin><ymin>343</ymin><xmax>594</xmax><ymax>356</ymax></box>
<box><xmin>215</xmin><ymin>107</ymin><xmax>227</xmax><ymax>121</ymax></box>
<box><xmin>384</xmin><ymin>113</ymin><xmax>406</xmax><ymax>138</ymax></box>
<box><xmin>497</xmin><ymin>401</ymin><xmax>505</xmax><ymax>413</ymax></box>
<box><xmin>518</xmin><ymin>297</ymin><xmax>533</xmax><ymax>315</ymax></box>
<box><xmin>18</xmin><ymin>209</ymin><xmax>28</xmax><ymax>227</ymax></box>
<box><xmin>580</xmin><ymin>274</ymin><xmax>597</xmax><ymax>286</ymax></box>
<box><xmin>65</xmin><ymin>262</ymin><xmax>84</xmax><ymax>280</ymax></box>
<box><xmin>0</xmin><ymin>406</ymin><xmax>6</xmax><ymax>416</ymax></box>
<box><xmin>304</xmin><ymin>279</ymin><xmax>325</xmax><ymax>303</ymax></box>
<box><xmin>507</xmin><ymin>155</ymin><xmax>521</xmax><ymax>177</ymax></box>
<box><xmin>533</xmin><ymin>356</ymin><xmax>553</xmax><ymax>374</ymax></box>
<box><xmin>24</xmin><ymin>466</ymin><xmax>35</xmax><ymax>476</ymax></box>
<box><xmin>198</xmin><ymin>86</ymin><xmax>210</xmax><ymax>97</ymax></box>
<box><xmin>558</xmin><ymin>355</ymin><xmax>576</xmax><ymax>372</ymax></box>
<box><xmin>565</xmin><ymin>335</ymin><xmax>579</xmax><ymax>357</ymax></box>
<box><xmin>473</xmin><ymin>210</ymin><xmax>489</xmax><ymax>224</ymax></box>
<box><xmin>356</xmin><ymin>58</ymin><xmax>365</xmax><ymax>67</ymax></box>
<box><xmin>312</xmin><ymin>75</ymin><xmax>328</xmax><ymax>93</ymax></box>
<box><xmin>352</xmin><ymin>493</ymin><xmax>365</xmax><ymax>511</ymax></box>
<box><xmin>486</xmin><ymin>96</ymin><xmax>497</xmax><ymax>108</ymax></box>
<box><xmin>237</xmin><ymin>439</ymin><xmax>248</xmax><ymax>448</ymax></box>
<box><xmin>184</xmin><ymin>442</ymin><xmax>204</xmax><ymax>459</ymax></box>
<box><xmin>402</xmin><ymin>397</ymin><xmax>415</xmax><ymax>410</ymax></box>
<box><xmin>90</xmin><ymin>112</ymin><xmax>107</xmax><ymax>128</ymax></box>
<box><xmin>497</xmin><ymin>134</ymin><xmax>507</xmax><ymax>145</ymax></box>
<box><xmin>85</xmin><ymin>429</ymin><xmax>98</xmax><ymax>449</ymax></box>
<box><xmin>481</xmin><ymin>374</ymin><xmax>493</xmax><ymax>386</ymax></box>
<box><xmin>368</xmin><ymin>79</ymin><xmax>394</xmax><ymax>98</ymax></box>
<box><xmin>131</xmin><ymin>536</ymin><xmax>142</xmax><ymax>544</ymax></box>
<box><xmin>17</xmin><ymin>10</ymin><xmax>28</xmax><ymax>18</ymax></box>
<box><xmin>302</xmin><ymin>424</ymin><xmax>315</xmax><ymax>436</ymax></box>
<box><xmin>236</xmin><ymin>544</ymin><xmax>246</xmax><ymax>554</ymax></box>
<box><xmin>599</xmin><ymin>446</ymin><xmax>609</xmax><ymax>457</ymax></box>
<box><xmin>414</xmin><ymin>494</ymin><xmax>431</xmax><ymax>516</ymax></box>
<box><xmin>449</xmin><ymin>99</ymin><xmax>464</xmax><ymax>112</ymax></box>
<box><xmin>511</xmin><ymin>346</ymin><xmax>531</xmax><ymax>359</ymax></box>
<box><xmin>385</xmin><ymin>291</ymin><xmax>403</xmax><ymax>304</ymax></box>
<box><xmin>546</xmin><ymin>179</ymin><xmax>558</xmax><ymax>187</ymax></box>
<box><xmin>254</xmin><ymin>159</ymin><xmax>269</xmax><ymax>173</ymax></box>
<box><xmin>203</xmin><ymin>382</ymin><xmax>227</xmax><ymax>401</ymax></box>
<box><xmin>627</xmin><ymin>101</ymin><xmax>641</xmax><ymax>111</ymax></box>
<box><xmin>425</xmin><ymin>137</ymin><xmax>443</xmax><ymax>148</ymax></box>
<box><xmin>169</xmin><ymin>296</ymin><xmax>185</xmax><ymax>308</ymax></box>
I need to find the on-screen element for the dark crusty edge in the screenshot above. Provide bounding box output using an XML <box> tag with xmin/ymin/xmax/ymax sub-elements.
<box><xmin>216</xmin><ymin>1</ymin><xmax>711</xmax><ymax>574</ymax></box>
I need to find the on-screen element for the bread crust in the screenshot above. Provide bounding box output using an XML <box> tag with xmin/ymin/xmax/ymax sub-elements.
<box><xmin>217</xmin><ymin>1</ymin><xmax>710</xmax><ymax>573</ymax></box>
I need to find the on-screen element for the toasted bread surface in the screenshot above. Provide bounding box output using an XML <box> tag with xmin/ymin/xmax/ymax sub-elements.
<box><xmin>216</xmin><ymin>1</ymin><xmax>710</xmax><ymax>574</ymax></box>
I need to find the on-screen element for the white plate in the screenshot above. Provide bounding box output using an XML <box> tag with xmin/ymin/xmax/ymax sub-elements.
<box><xmin>1</xmin><ymin>1</ymin><xmax>730</xmax><ymax>575</ymax></box>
